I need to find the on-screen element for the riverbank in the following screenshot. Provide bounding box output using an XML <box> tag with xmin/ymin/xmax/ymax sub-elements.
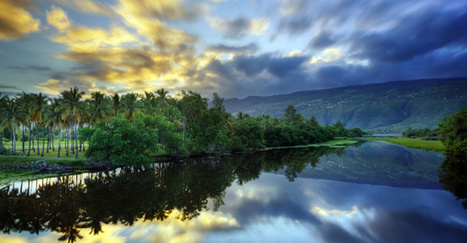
<box><xmin>0</xmin><ymin>139</ymin><xmax>360</xmax><ymax>182</ymax></box>
<box><xmin>362</xmin><ymin>137</ymin><xmax>445</xmax><ymax>152</ymax></box>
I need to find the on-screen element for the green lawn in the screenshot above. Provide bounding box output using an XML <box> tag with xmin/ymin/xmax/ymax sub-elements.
<box><xmin>364</xmin><ymin>137</ymin><xmax>445</xmax><ymax>152</ymax></box>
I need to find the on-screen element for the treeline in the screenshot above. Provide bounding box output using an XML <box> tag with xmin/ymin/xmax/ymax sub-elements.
<box><xmin>0</xmin><ymin>88</ymin><xmax>365</xmax><ymax>166</ymax></box>
<box><xmin>402</xmin><ymin>127</ymin><xmax>439</xmax><ymax>139</ymax></box>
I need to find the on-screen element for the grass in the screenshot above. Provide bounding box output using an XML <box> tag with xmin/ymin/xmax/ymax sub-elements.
<box><xmin>263</xmin><ymin>138</ymin><xmax>360</xmax><ymax>151</ymax></box>
<box><xmin>363</xmin><ymin>137</ymin><xmax>445</xmax><ymax>152</ymax></box>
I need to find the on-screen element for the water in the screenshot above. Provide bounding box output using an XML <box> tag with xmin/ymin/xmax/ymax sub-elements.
<box><xmin>1</xmin><ymin>140</ymin><xmax>466</xmax><ymax>242</ymax></box>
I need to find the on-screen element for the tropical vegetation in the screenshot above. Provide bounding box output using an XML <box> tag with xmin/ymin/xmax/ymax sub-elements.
<box><xmin>0</xmin><ymin>88</ymin><xmax>365</xmax><ymax>168</ymax></box>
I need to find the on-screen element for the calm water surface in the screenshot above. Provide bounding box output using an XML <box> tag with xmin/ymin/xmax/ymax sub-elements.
<box><xmin>1</xmin><ymin>140</ymin><xmax>466</xmax><ymax>242</ymax></box>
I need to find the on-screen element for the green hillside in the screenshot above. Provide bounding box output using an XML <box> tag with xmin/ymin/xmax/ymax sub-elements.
<box><xmin>224</xmin><ymin>78</ymin><xmax>467</xmax><ymax>133</ymax></box>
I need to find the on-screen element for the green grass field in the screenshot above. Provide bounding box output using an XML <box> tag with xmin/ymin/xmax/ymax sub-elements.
<box><xmin>364</xmin><ymin>137</ymin><xmax>445</xmax><ymax>152</ymax></box>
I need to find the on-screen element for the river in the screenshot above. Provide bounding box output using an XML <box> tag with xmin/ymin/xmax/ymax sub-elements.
<box><xmin>0</xmin><ymin>140</ymin><xmax>466</xmax><ymax>242</ymax></box>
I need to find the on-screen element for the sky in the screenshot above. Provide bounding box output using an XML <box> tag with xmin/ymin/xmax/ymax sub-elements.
<box><xmin>0</xmin><ymin>0</ymin><xmax>466</xmax><ymax>99</ymax></box>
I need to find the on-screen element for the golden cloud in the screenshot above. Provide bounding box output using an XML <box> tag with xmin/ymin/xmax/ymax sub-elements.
<box><xmin>54</xmin><ymin>0</ymin><xmax>114</xmax><ymax>16</ymax></box>
<box><xmin>117</xmin><ymin>0</ymin><xmax>206</xmax><ymax>21</ymax></box>
<box><xmin>116</xmin><ymin>0</ymin><xmax>199</xmax><ymax>53</ymax></box>
<box><xmin>47</xmin><ymin>6</ymin><xmax>136</xmax><ymax>51</ymax></box>
<box><xmin>0</xmin><ymin>0</ymin><xmax>40</xmax><ymax>40</ymax></box>
<box><xmin>43</xmin><ymin>0</ymin><xmax>219</xmax><ymax>96</ymax></box>
<box><xmin>47</xmin><ymin>5</ymin><xmax>71</xmax><ymax>31</ymax></box>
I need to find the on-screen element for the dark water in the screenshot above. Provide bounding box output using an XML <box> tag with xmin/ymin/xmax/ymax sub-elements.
<box><xmin>1</xmin><ymin>140</ymin><xmax>466</xmax><ymax>242</ymax></box>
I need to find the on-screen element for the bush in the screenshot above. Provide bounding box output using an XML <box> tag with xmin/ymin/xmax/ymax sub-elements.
<box><xmin>85</xmin><ymin>115</ymin><xmax>159</xmax><ymax>168</ymax></box>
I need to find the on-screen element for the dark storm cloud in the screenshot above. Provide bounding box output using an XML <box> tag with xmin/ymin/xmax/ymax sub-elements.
<box><xmin>209</xmin><ymin>17</ymin><xmax>267</xmax><ymax>39</ymax></box>
<box><xmin>277</xmin><ymin>16</ymin><xmax>313</xmax><ymax>35</ymax></box>
<box><xmin>351</xmin><ymin>9</ymin><xmax>467</xmax><ymax>63</ymax></box>
<box><xmin>230</xmin><ymin>54</ymin><xmax>308</xmax><ymax>79</ymax></box>
<box><xmin>309</xmin><ymin>31</ymin><xmax>336</xmax><ymax>49</ymax></box>
<box><xmin>207</xmin><ymin>43</ymin><xmax>259</xmax><ymax>54</ymax></box>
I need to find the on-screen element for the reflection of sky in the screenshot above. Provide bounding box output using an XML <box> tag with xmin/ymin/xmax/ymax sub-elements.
<box><xmin>3</xmin><ymin>172</ymin><xmax>467</xmax><ymax>242</ymax></box>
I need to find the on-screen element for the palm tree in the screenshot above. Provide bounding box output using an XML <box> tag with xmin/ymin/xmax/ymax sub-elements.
<box><xmin>0</xmin><ymin>92</ymin><xmax>8</xmax><ymax>146</ymax></box>
<box><xmin>111</xmin><ymin>93</ymin><xmax>121</xmax><ymax>117</ymax></box>
<box><xmin>44</xmin><ymin>98</ymin><xmax>63</xmax><ymax>157</ymax></box>
<box><xmin>0</xmin><ymin>97</ymin><xmax>28</xmax><ymax>153</ymax></box>
<box><xmin>30</xmin><ymin>93</ymin><xmax>48</xmax><ymax>156</ymax></box>
<box><xmin>60</xmin><ymin>87</ymin><xmax>86</xmax><ymax>159</ymax></box>
<box><xmin>16</xmin><ymin>92</ymin><xmax>35</xmax><ymax>156</ymax></box>
<box><xmin>87</xmin><ymin>92</ymin><xmax>112</xmax><ymax>125</ymax></box>
<box><xmin>142</xmin><ymin>91</ymin><xmax>157</xmax><ymax>116</ymax></box>
<box><xmin>121</xmin><ymin>93</ymin><xmax>141</xmax><ymax>120</ymax></box>
<box><xmin>156</xmin><ymin>88</ymin><xmax>169</xmax><ymax>106</ymax></box>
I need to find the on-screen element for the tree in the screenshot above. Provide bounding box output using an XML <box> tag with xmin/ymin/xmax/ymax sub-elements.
<box><xmin>121</xmin><ymin>93</ymin><xmax>141</xmax><ymax>120</ymax></box>
<box><xmin>155</xmin><ymin>88</ymin><xmax>169</xmax><ymax>107</ymax></box>
<box><xmin>111</xmin><ymin>93</ymin><xmax>121</xmax><ymax>116</ymax></box>
<box><xmin>85</xmin><ymin>116</ymin><xmax>158</xmax><ymax>168</ymax></box>
<box><xmin>232</xmin><ymin>117</ymin><xmax>264</xmax><ymax>150</ymax></box>
<box><xmin>87</xmin><ymin>92</ymin><xmax>112</xmax><ymax>124</ymax></box>
<box><xmin>61</xmin><ymin>87</ymin><xmax>86</xmax><ymax>159</ymax></box>
<box><xmin>141</xmin><ymin>91</ymin><xmax>157</xmax><ymax>116</ymax></box>
<box><xmin>284</xmin><ymin>105</ymin><xmax>304</xmax><ymax>125</ymax></box>
<box><xmin>438</xmin><ymin>106</ymin><xmax>467</xmax><ymax>155</ymax></box>
<box><xmin>212</xmin><ymin>92</ymin><xmax>226</xmax><ymax>114</ymax></box>
<box><xmin>30</xmin><ymin>93</ymin><xmax>48</xmax><ymax>156</ymax></box>
<box><xmin>0</xmin><ymin>93</ymin><xmax>6</xmax><ymax>146</ymax></box>
<box><xmin>0</xmin><ymin>98</ymin><xmax>28</xmax><ymax>153</ymax></box>
<box><xmin>44</xmin><ymin>98</ymin><xmax>63</xmax><ymax>157</ymax></box>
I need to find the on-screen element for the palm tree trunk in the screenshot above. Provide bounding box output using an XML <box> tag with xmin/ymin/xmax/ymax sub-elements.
<box><xmin>66</xmin><ymin>128</ymin><xmax>69</xmax><ymax>156</ymax></box>
<box><xmin>41</xmin><ymin>124</ymin><xmax>45</xmax><ymax>157</ymax></box>
<box><xmin>46</xmin><ymin>127</ymin><xmax>49</xmax><ymax>154</ymax></box>
<box><xmin>11</xmin><ymin>127</ymin><xmax>16</xmax><ymax>154</ymax></box>
<box><xmin>31</xmin><ymin>125</ymin><xmax>35</xmax><ymax>152</ymax></box>
<box><xmin>52</xmin><ymin>129</ymin><xmax>54</xmax><ymax>151</ymax></box>
<box><xmin>71</xmin><ymin>126</ymin><xmax>75</xmax><ymax>154</ymax></box>
<box><xmin>75</xmin><ymin>115</ymin><xmax>78</xmax><ymax>159</ymax></box>
<box><xmin>22</xmin><ymin>126</ymin><xmax>25</xmax><ymax>155</ymax></box>
<box><xmin>37</xmin><ymin>125</ymin><xmax>40</xmax><ymax>155</ymax></box>
<box><xmin>27</xmin><ymin>125</ymin><xmax>31</xmax><ymax>156</ymax></box>
<box><xmin>0</xmin><ymin>131</ymin><xmax>2</xmax><ymax>146</ymax></box>
<box><xmin>58</xmin><ymin>126</ymin><xmax>61</xmax><ymax>158</ymax></box>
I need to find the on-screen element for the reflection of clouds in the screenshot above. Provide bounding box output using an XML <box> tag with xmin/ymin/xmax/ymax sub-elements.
<box><xmin>218</xmin><ymin>173</ymin><xmax>467</xmax><ymax>242</ymax></box>
<box><xmin>4</xmin><ymin>171</ymin><xmax>467</xmax><ymax>242</ymax></box>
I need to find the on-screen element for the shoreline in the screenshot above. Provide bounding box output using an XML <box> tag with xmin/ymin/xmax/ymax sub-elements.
<box><xmin>0</xmin><ymin>139</ymin><xmax>361</xmax><ymax>182</ymax></box>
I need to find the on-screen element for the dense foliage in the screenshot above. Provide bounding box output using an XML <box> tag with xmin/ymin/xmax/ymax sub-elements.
<box><xmin>1</xmin><ymin>88</ymin><xmax>366</xmax><ymax>167</ymax></box>
<box><xmin>438</xmin><ymin>106</ymin><xmax>467</xmax><ymax>155</ymax></box>
<box><xmin>85</xmin><ymin>116</ymin><xmax>158</xmax><ymax>168</ymax></box>
<box><xmin>403</xmin><ymin>127</ymin><xmax>439</xmax><ymax>138</ymax></box>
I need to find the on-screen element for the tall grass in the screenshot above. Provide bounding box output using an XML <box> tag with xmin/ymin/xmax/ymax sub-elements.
<box><xmin>364</xmin><ymin>137</ymin><xmax>445</xmax><ymax>152</ymax></box>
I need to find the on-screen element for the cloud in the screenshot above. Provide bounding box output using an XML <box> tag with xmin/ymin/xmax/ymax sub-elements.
<box><xmin>47</xmin><ymin>6</ymin><xmax>137</xmax><ymax>51</ymax></box>
<box><xmin>115</xmin><ymin>0</ymin><xmax>199</xmax><ymax>53</ymax></box>
<box><xmin>117</xmin><ymin>0</ymin><xmax>207</xmax><ymax>21</ymax></box>
<box><xmin>0</xmin><ymin>0</ymin><xmax>40</xmax><ymax>40</ymax></box>
<box><xmin>53</xmin><ymin>0</ymin><xmax>114</xmax><ymax>16</ymax></box>
<box><xmin>208</xmin><ymin>17</ymin><xmax>269</xmax><ymax>39</ymax></box>
<box><xmin>207</xmin><ymin>43</ymin><xmax>259</xmax><ymax>54</ymax></box>
<box><xmin>8</xmin><ymin>65</ymin><xmax>52</xmax><ymax>73</ymax></box>
<box><xmin>46</xmin><ymin>5</ymin><xmax>71</xmax><ymax>31</ymax></box>
<box><xmin>350</xmin><ymin>8</ymin><xmax>467</xmax><ymax>63</ymax></box>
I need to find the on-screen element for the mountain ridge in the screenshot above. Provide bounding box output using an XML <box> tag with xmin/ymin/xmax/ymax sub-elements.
<box><xmin>224</xmin><ymin>77</ymin><xmax>467</xmax><ymax>133</ymax></box>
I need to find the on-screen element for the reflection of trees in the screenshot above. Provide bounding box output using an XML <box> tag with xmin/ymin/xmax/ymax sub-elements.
<box><xmin>0</xmin><ymin>145</ymin><xmax>346</xmax><ymax>241</ymax></box>
<box><xmin>439</xmin><ymin>151</ymin><xmax>467</xmax><ymax>209</ymax></box>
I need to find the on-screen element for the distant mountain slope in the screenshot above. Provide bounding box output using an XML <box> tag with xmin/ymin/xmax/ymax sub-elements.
<box><xmin>224</xmin><ymin>78</ymin><xmax>467</xmax><ymax>133</ymax></box>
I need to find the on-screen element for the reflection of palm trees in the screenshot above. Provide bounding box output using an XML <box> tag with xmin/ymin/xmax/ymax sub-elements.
<box><xmin>0</xmin><ymin>146</ymin><xmax>346</xmax><ymax>241</ymax></box>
